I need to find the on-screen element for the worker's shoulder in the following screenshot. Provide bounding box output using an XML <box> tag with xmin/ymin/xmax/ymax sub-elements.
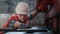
<box><xmin>12</xmin><ymin>14</ymin><xmax>17</xmax><ymax>16</ymax></box>
<box><xmin>11</xmin><ymin>14</ymin><xmax>18</xmax><ymax>18</ymax></box>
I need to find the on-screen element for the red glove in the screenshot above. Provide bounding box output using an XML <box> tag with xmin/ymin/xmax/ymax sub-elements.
<box><xmin>36</xmin><ymin>0</ymin><xmax>49</xmax><ymax>13</ymax></box>
<box><xmin>36</xmin><ymin>0</ymin><xmax>41</xmax><ymax>10</ymax></box>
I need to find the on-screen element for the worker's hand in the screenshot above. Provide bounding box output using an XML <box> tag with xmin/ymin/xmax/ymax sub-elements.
<box><xmin>13</xmin><ymin>21</ymin><xmax>21</xmax><ymax>28</ymax></box>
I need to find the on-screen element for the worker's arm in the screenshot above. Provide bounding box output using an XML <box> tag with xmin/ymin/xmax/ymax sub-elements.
<box><xmin>28</xmin><ymin>7</ymin><xmax>41</xmax><ymax>19</ymax></box>
<box><xmin>28</xmin><ymin>0</ymin><xmax>41</xmax><ymax>19</ymax></box>
<box><xmin>1</xmin><ymin>14</ymin><xmax>18</xmax><ymax>28</ymax></box>
<box><xmin>31</xmin><ymin>10</ymin><xmax>40</xmax><ymax>17</ymax></box>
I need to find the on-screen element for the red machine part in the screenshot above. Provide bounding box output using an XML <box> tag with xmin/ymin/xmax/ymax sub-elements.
<box><xmin>36</xmin><ymin>0</ymin><xmax>59</xmax><ymax>33</ymax></box>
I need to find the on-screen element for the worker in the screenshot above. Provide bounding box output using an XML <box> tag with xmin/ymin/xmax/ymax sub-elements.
<box><xmin>1</xmin><ymin>2</ymin><xmax>41</xmax><ymax>29</ymax></box>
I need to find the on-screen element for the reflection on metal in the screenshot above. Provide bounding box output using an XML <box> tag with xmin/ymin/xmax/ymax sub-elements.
<box><xmin>3</xmin><ymin>26</ymin><xmax>53</xmax><ymax>34</ymax></box>
<box><xmin>4</xmin><ymin>32</ymin><xmax>26</xmax><ymax>34</ymax></box>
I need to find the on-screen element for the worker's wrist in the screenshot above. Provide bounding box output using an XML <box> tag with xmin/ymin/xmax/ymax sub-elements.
<box><xmin>36</xmin><ymin>9</ymin><xmax>41</xmax><ymax>13</ymax></box>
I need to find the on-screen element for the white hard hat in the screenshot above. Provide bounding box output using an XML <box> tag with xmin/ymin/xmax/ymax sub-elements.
<box><xmin>15</xmin><ymin>2</ymin><xmax>29</xmax><ymax>14</ymax></box>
